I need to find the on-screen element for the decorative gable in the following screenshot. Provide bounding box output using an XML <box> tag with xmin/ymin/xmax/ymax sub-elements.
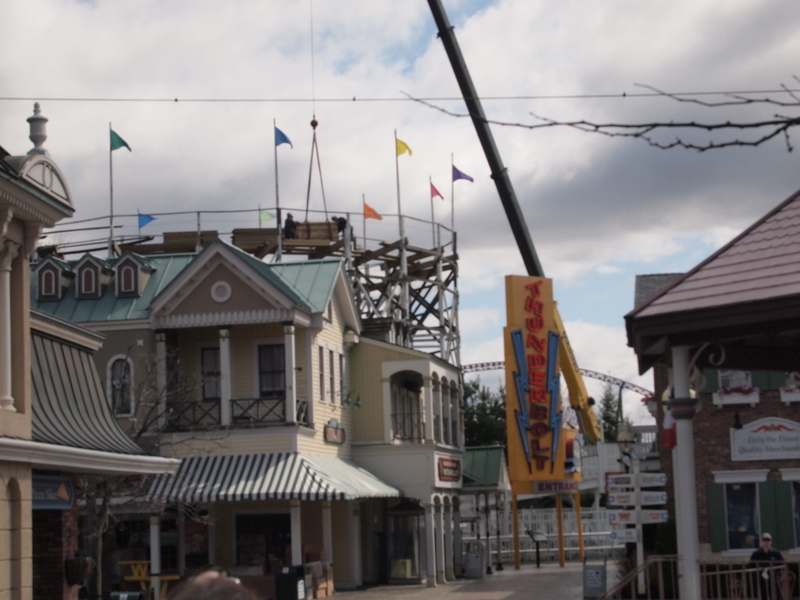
<box><xmin>114</xmin><ymin>253</ymin><xmax>153</xmax><ymax>298</ymax></box>
<box><xmin>75</xmin><ymin>255</ymin><xmax>112</xmax><ymax>299</ymax></box>
<box><xmin>35</xmin><ymin>256</ymin><xmax>73</xmax><ymax>301</ymax></box>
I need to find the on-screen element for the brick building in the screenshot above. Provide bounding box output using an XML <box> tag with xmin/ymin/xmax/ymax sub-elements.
<box><xmin>626</xmin><ymin>186</ymin><xmax>800</xmax><ymax>598</ymax></box>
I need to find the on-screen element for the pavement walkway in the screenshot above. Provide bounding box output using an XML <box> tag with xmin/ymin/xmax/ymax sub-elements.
<box><xmin>332</xmin><ymin>561</ymin><xmax>613</xmax><ymax>600</ymax></box>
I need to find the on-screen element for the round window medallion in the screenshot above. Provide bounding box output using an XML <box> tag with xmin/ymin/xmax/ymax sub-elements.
<box><xmin>211</xmin><ymin>281</ymin><xmax>232</xmax><ymax>303</ymax></box>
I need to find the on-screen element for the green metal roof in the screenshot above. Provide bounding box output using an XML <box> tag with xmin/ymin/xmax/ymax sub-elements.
<box><xmin>31</xmin><ymin>240</ymin><xmax>343</xmax><ymax>323</ymax></box>
<box><xmin>31</xmin><ymin>253</ymin><xmax>196</xmax><ymax>323</ymax></box>
<box><xmin>462</xmin><ymin>446</ymin><xmax>505</xmax><ymax>488</ymax></box>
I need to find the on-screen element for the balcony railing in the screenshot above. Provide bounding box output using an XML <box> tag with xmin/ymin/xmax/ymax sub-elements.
<box><xmin>166</xmin><ymin>397</ymin><xmax>309</xmax><ymax>432</ymax></box>
<box><xmin>392</xmin><ymin>412</ymin><xmax>424</xmax><ymax>441</ymax></box>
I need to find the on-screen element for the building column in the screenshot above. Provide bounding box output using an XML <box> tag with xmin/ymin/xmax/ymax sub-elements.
<box><xmin>424</xmin><ymin>503</ymin><xmax>436</xmax><ymax>587</ymax></box>
<box><xmin>452</xmin><ymin>499</ymin><xmax>463</xmax><ymax>577</ymax></box>
<box><xmin>670</xmin><ymin>345</ymin><xmax>701</xmax><ymax>600</ymax></box>
<box><xmin>383</xmin><ymin>379</ymin><xmax>393</xmax><ymax>443</ymax></box>
<box><xmin>322</xmin><ymin>501</ymin><xmax>333</xmax><ymax>566</ymax></box>
<box><xmin>284</xmin><ymin>322</ymin><xmax>297</xmax><ymax>424</ymax></box>
<box><xmin>150</xmin><ymin>515</ymin><xmax>162</xmax><ymax>600</ymax></box>
<box><xmin>290</xmin><ymin>500</ymin><xmax>303</xmax><ymax>566</ymax></box>
<box><xmin>435</xmin><ymin>503</ymin><xmax>445</xmax><ymax>584</ymax></box>
<box><xmin>0</xmin><ymin>240</ymin><xmax>20</xmax><ymax>411</ymax></box>
<box><xmin>348</xmin><ymin>501</ymin><xmax>363</xmax><ymax>587</ymax></box>
<box><xmin>444</xmin><ymin>501</ymin><xmax>454</xmax><ymax>581</ymax></box>
<box><xmin>219</xmin><ymin>326</ymin><xmax>232</xmax><ymax>426</ymax></box>
<box><xmin>155</xmin><ymin>331</ymin><xmax>168</xmax><ymax>430</ymax></box>
<box><xmin>423</xmin><ymin>378</ymin><xmax>434</xmax><ymax>443</ymax></box>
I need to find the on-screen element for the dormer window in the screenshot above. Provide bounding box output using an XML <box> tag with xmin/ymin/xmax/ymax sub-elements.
<box><xmin>39</xmin><ymin>268</ymin><xmax>58</xmax><ymax>300</ymax></box>
<box><xmin>78</xmin><ymin>265</ymin><xmax>97</xmax><ymax>298</ymax></box>
<box><xmin>117</xmin><ymin>261</ymin><xmax>139</xmax><ymax>297</ymax></box>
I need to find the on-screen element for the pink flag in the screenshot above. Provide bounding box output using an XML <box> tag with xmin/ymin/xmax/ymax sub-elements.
<box><xmin>431</xmin><ymin>182</ymin><xmax>444</xmax><ymax>200</ymax></box>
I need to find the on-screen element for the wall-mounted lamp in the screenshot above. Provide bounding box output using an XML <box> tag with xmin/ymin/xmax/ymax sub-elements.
<box><xmin>732</xmin><ymin>412</ymin><xmax>743</xmax><ymax>430</ymax></box>
<box><xmin>343</xmin><ymin>391</ymin><xmax>361</xmax><ymax>409</ymax></box>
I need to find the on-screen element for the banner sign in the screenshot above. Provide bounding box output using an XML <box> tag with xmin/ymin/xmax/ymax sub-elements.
<box><xmin>731</xmin><ymin>417</ymin><xmax>800</xmax><ymax>461</ymax></box>
<box><xmin>32</xmin><ymin>475</ymin><xmax>74</xmax><ymax>510</ymax></box>
<box><xmin>504</xmin><ymin>276</ymin><xmax>580</xmax><ymax>492</ymax></box>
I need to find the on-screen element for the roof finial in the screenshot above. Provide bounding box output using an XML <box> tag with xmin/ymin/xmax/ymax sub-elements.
<box><xmin>27</xmin><ymin>102</ymin><xmax>49</xmax><ymax>156</ymax></box>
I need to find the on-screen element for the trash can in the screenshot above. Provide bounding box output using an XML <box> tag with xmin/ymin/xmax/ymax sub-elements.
<box><xmin>110</xmin><ymin>592</ymin><xmax>153</xmax><ymax>600</ymax></box>
<box><xmin>275</xmin><ymin>565</ymin><xmax>306</xmax><ymax>600</ymax></box>
<box><xmin>583</xmin><ymin>557</ymin><xmax>607</xmax><ymax>599</ymax></box>
<box><xmin>463</xmin><ymin>541</ymin><xmax>485</xmax><ymax>579</ymax></box>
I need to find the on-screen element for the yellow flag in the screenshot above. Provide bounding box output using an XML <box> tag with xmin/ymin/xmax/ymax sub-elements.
<box><xmin>396</xmin><ymin>138</ymin><xmax>412</xmax><ymax>157</ymax></box>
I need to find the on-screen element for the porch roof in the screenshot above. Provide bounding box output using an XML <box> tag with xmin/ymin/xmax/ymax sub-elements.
<box><xmin>146</xmin><ymin>452</ymin><xmax>401</xmax><ymax>503</ymax></box>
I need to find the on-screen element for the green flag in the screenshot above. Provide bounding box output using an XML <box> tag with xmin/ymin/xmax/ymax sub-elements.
<box><xmin>259</xmin><ymin>210</ymin><xmax>276</xmax><ymax>225</ymax></box>
<box><xmin>110</xmin><ymin>129</ymin><xmax>131</xmax><ymax>152</ymax></box>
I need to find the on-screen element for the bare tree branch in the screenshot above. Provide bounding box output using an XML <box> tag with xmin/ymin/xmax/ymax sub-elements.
<box><xmin>404</xmin><ymin>81</ymin><xmax>800</xmax><ymax>152</ymax></box>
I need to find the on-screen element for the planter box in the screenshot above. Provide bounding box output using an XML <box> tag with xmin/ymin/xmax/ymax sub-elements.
<box><xmin>712</xmin><ymin>391</ymin><xmax>760</xmax><ymax>407</ymax></box>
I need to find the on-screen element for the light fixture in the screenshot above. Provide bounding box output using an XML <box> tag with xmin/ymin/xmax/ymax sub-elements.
<box><xmin>342</xmin><ymin>391</ymin><xmax>361</xmax><ymax>409</ymax></box>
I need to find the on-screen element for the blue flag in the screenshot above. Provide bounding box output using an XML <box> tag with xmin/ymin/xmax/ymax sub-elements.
<box><xmin>138</xmin><ymin>214</ymin><xmax>156</xmax><ymax>228</ymax></box>
<box><xmin>275</xmin><ymin>127</ymin><xmax>293</xmax><ymax>148</ymax></box>
<box><xmin>452</xmin><ymin>165</ymin><xmax>473</xmax><ymax>182</ymax></box>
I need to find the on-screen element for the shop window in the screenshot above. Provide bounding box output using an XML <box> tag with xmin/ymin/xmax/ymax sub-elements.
<box><xmin>258</xmin><ymin>344</ymin><xmax>284</xmax><ymax>398</ymax></box>
<box><xmin>709</xmin><ymin>476</ymin><xmax>794</xmax><ymax>553</ymax></box>
<box><xmin>184</xmin><ymin>514</ymin><xmax>209</xmax><ymax>569</ymax></box>
<box><xmin>235</xmin><ymin>514</ymin><xmax>290</xmax><ymax>571</ymax></box>
<box><xmin>108</xmin><ymin>357</ymin><xmax>133</xmax><ymax>415</ymax></box>
<box><xmin>720</xmin><ymin>370</ymin><xmax>752</xmax><ymax>389</ymax></box>
<box><xmin>201</xmin><ymin>348</ymin><xmax>220</xmax><ymax>401</ymax></box>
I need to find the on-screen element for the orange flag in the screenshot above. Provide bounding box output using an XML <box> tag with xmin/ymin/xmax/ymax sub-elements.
<box><xmin>364</xmin><ymin>203</ymin><xmax>383</xmax><ymax>220</ymax></box>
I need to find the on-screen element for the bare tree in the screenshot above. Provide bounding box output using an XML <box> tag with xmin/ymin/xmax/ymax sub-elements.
<box><xmin>407</xmin><ymin>80</ymin><xmax>800</xmax><ymax>152</ymax></box>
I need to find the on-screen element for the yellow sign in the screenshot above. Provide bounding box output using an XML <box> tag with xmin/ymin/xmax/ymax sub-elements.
<box><xmin>504</xmin><ymin>276</ymin><xmax>581</xmax><ymax>494</ymax></box>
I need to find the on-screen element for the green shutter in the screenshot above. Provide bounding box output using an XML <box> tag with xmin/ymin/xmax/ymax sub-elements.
<box><xmin>708</xmin><ymin>483</ymin><xmax>728</xmax><ymax>552</ymax></box>
<box><xmin>759</xmin><ymin>482</ymin><xmax>778</xmax><ymax>543</ymax></box>
<box><xmin>751</xmin><ymin>371</ymin><xmax>771</xmax><ymax>391</ymax></box>
<box><xmin>702</xmin><ymin>370</ymin><xmax>719</xmax><ymax>394</ymax></box>
<box><xmin>773</xmin><ymin>481</ymin><xmax>794</xmax><ymax>550</ymax></box>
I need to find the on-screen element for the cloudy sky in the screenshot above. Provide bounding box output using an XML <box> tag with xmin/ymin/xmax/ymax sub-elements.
<box><xmin>3</xmin><ymin>0</ymin><xmax>800</xmax><ymax>423</ymax></box>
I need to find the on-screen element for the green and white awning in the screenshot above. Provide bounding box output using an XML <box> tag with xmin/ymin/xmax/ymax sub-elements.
<box><xmin>147</xmin><ymin>453</ymin><xmax>401</xmax><ymax>503</ymax></box>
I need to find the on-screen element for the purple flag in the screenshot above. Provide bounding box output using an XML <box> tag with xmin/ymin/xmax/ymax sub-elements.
<box><xmin>453</xmin><ymin>165</ymin><xmax>473</xmax><ymax>182</ymax></box>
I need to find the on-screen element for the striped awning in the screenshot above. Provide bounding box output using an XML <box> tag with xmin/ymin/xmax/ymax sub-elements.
<box><xmin>146</xmin><ymin>453</ymin><xmax>401</xmax><ymax>503</ymax></box>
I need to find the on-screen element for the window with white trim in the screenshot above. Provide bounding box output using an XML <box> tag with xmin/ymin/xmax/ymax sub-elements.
<box><xmin>719</xmin><ymin>370</ymin><xmax>752</xmax><ymax>389</ymax></box>
<box><xmin>318</xmin><ymin>346</ymin><xmax>325</xmax><ymax>402</ymax></box>
<box><xmin>329</xmin><ymin>349</ymin><xmax>335</xmax><ymax>403</ymax></box>
<box><xmin>39</xmin><ymin>268</ymin><xmax>58</xmax><ymax>300</ymax></box>
<box><xmin>108</xmin><ymin>357</ymin><xmax>133</xmax><ymax>415</ymax></box>
<box><xmin>80</xmin><ymin>266</ymin><xmax>96</xmax><ymax>297</ymax></box>
<box><xmin>257</xmin><ymin>344</ymin><xmax>284</xmax><ymax>398</ymax></box>
<box><xmin>709</xmin><ymin>470</ymin><xmax>794</xmax><ymax>553</ymax></box>
<box><xmin>119</xmin><ymin>264</ymin><xmax>137</xmax><ymax>295</ymax></box>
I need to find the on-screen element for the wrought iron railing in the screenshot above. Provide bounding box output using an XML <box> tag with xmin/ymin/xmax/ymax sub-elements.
<box><xmin>166</xmin><ymin>397</ymin><xmax>309</xmax><ymax>431</ymax></box>
<box><xmin>392</xmin><ymin>412</ymin><xmax>424</xmax><ymax>441</ymax></box>
<box><xmin>166</xmin><ymin>399</ymin><xmax>221</xmax><ymax>431</ymax></box>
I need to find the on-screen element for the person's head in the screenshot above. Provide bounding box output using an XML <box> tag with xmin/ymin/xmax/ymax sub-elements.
<box><xmin>331</xmin><ymin>216</ymin><xmax>337</xmax><ymax>221</ymax></box>
<box><xmin>287</xmin><ymin>213</ymin><xmax>294</xmax><ymax>219</ymax></box>
<box><xmin>166</xmin><ymin>575</ymin><xmax>257</xmax><ymax>600</ymax></box>
<box><xmin>761</xmin><ymin>532</ymin><xmax>773</xmax><ymax>549</ymax></box>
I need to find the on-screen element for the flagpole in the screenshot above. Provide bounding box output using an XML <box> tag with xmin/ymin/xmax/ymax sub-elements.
<box><xmin>450</xmin><ymin>153</ymin><xmax>455</xmax><ymax>233</ymax></box>
<box><xmin>274</xmin><ymin>119</ymin><xmax>283</xmax><ymax>261</ymax></box>
<box><xmin>362</xmin><ymin>194</ymin><xmax>367</xmax><ymax>250</ymax></box>
<box><xmin>137</xmin><ymin>210</ymin><xmax>141</xmax><ymax>237</ymax></box>
<box><xmin>429</xmin><ymin>177</ymin><xmax>436</xmax><ymax>247</ymax></box>
<box><xmin>394</xmin><ymin>130</ymin><xmax>409</xmax><ymax>322</ymax></box>
<box><xmin>108</xmin><ymin>122</ymin><xmax>114</xmax><ymax>258</ymax></box>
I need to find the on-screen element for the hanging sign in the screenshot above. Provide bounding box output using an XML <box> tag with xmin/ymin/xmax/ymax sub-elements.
<box><xmin>730</xmin><ymin>417</ymin><xmax>800</xmax><ymax>461</ymax></box>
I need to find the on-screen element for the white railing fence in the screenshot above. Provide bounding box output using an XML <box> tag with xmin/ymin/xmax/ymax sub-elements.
<box><xmin>461</xmin><ymin>507</ymin><xmax>625</xmax><ymax>565</ymax></box>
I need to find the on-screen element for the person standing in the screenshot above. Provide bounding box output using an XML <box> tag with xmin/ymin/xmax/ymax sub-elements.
<box><xmin>284</xmin><ymin>213</ymin><xmax>298</xmax><ymax>239</ymax></box>
<box><xmin>748</xmin><ymin>533</ymin><xmax>785</xmax><ymax>599</ymax></box>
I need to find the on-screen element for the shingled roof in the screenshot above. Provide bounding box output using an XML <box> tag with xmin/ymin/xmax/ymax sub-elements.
<box><xmin>626</xmin><ymin>186</ymin><xmax>800</xmax><ymax>373</ymax></box>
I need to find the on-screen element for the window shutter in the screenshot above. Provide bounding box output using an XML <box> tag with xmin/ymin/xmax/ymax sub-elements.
<box><xmin>758</xmin><ymin>482</ymin><xmax>778</xmax><ymax>543</ymax></box>
<box><xmin>773</xmin><ymin>481</ymin><xmax>794</xmax><ymax>550</ymax></box>
<box><xmin>702</xmin><ymin>369</ymin><xmax>719</xmax><ymax>393</ymax></box>
<box><xmin>750</xmin><ymin>371</ymin><xmax>771</xmax><ymax>391</ymax></box>
<box><xmin>708</xmin><ymin>483</ymin><xmax>727</xmax><ymax>552</ymax></box>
